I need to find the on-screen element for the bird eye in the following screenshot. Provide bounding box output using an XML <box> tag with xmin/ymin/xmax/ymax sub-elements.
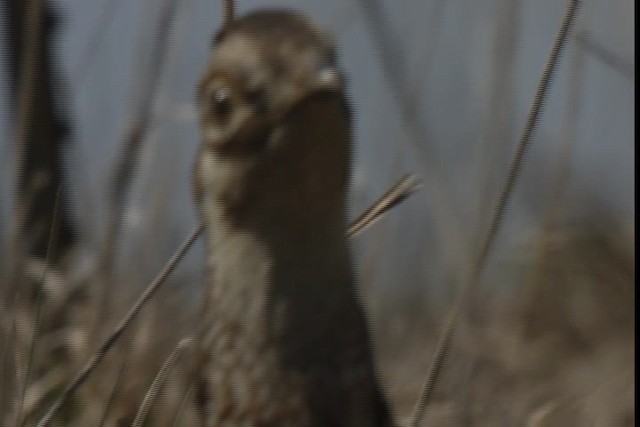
<box><xmin>211</xmin><ymin>87</ymin><xmax>232</xmax><ymax>119</ymax></box>
<box><xmin>246</xmin><ymin>89</ymin><xmax>268</xmax><ymax>114</ymax></box>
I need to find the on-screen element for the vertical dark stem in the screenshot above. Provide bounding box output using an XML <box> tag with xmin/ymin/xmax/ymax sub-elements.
<box><xmin>4</xmin><ymin>0</ymin><xmax>76</xmax><ymax>263</ymax></box>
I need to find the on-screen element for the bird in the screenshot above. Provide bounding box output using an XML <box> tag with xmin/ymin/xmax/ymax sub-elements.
<box><xmin>192</xmin><ymin>9</ymin><xmax>393</xmax><ymax>426</ymax></box>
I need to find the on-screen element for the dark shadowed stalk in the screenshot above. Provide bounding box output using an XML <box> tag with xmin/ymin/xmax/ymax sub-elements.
<box><xmin>3</xmin><ymin>0</ymin><xmax>44</xmax><ymax>294</ymax></box>
<box><xmin>5</xmin><ymin>0</ymin><xmax>77</xmax><ymax>268</ymax></box>
<box><xmin>221</xmin><ymin>0</ymin><xmax>235</xmax><ymax>27</ymax></box>
<box><xmin>35</xmin><ymin>173</ymin><xmax>420</xmax><ymax>426</ymax></box>
<box><xmin>409</xmin><ymin>1</ymin><xmax>582</xmax><ymax>425</ymax></box>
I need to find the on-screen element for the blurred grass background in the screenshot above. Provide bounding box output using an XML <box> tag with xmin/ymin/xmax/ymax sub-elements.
<box><xmin>0</xmin><ymin>0</ymin><xmax>634</xmax><ymax>425</ymax></box>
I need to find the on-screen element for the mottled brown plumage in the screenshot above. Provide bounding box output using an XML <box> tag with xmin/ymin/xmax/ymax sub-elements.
<box><xmin>193</xmin><ymin>9</ymin><xmax>392</xmax><ymax>426</ymax></box>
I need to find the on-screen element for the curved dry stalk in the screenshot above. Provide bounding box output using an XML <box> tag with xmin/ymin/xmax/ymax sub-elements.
<box><xmin>13</xmin><ymin>186</ymin><xmax>61</xmax><ymax>427</ymax></box>
<box><xmin>132</xmin><ymin>338</ymin><xmax>193</xmax><ymax>427</ymax></box>
<box><xmin>408</xmin><ymin>1</ymin><xmax>582</xmax><ymax>425</ymax></box>
<box><xmin>35</xmin><ymin>225</ymin><xmax>203</xmax><ymax>427</ymax></box>
<box><xmin>170</xmin><ymin>381</ymin><xmax>195</xmax><ymax>427</ymax></box>
<box><xmin>97</xmin><ymin>357</ymin><xmax>127</xmax><ymax>427</ymax></box>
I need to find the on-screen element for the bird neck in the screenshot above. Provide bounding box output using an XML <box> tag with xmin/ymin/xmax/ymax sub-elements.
<box><xmin>205</xmin><ymin>205</ymin><xmax>353</xmax><ymax>300</ymax></box>
<box><xmin>198</xmin><ymin>200</ymin><xmax>361</xmax><ymax>356</ymax></box>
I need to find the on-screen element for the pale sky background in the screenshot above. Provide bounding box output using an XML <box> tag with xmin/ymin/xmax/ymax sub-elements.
<box><xmin>0</xmin><ymin>0</ymin><xmax>634</xmax><ymax>308</ymax></box>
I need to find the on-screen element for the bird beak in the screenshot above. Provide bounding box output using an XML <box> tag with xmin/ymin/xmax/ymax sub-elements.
<box><xmin>312</xmin><ymin>66</ymin><xmax>343</xmax><ymax>93</ymax></box>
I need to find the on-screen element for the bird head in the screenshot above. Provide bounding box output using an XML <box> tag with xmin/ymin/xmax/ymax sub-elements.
<box><xmin>194</xmin><ymin>10</ymin><xmax>352</xmax><ymax>228</ymax></box>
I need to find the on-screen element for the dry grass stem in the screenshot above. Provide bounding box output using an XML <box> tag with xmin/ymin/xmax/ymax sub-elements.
<box><xmin>409</xmin><ymin>1</ymin><xmax>582</xmax><ymax>425</ymax></box>
<box><xmin>35</xmin><ymin>225</ymin><xmax>203</xmax><ymax>427</ymax></box>
<box><xmin>13</xmin><ymin>187</ymin><xmax>61</xmax><ymax>427</ymax></box>
<box><xmin>132</xmin><ymin>337</ymin><xmax>193</xmax><ymax>427</ymax></box>
<box><xmin>97</xmin><ymin>358</ymin><xmax>127</xmax><ymax>427</ymax></box>
<box><xmin>348</xmin><ymin>174</ymin><xmax>422</xmax><ymax>238</ymax></box>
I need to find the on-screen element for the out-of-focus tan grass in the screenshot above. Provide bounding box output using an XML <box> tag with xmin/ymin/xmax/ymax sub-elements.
<box><xmin>2</xmin><ymin>253</ymin><xmax>201</xmax><ymax>426</ymax></box>
<box><xmin>374</xmin><ymin>214</ymin><xmax>634</xmax><ymax>426</ymax></box>
<box><xmin>1</xmin><ymin>212</ymin><xmax>634</xmax><ymax>426</ymax></box>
